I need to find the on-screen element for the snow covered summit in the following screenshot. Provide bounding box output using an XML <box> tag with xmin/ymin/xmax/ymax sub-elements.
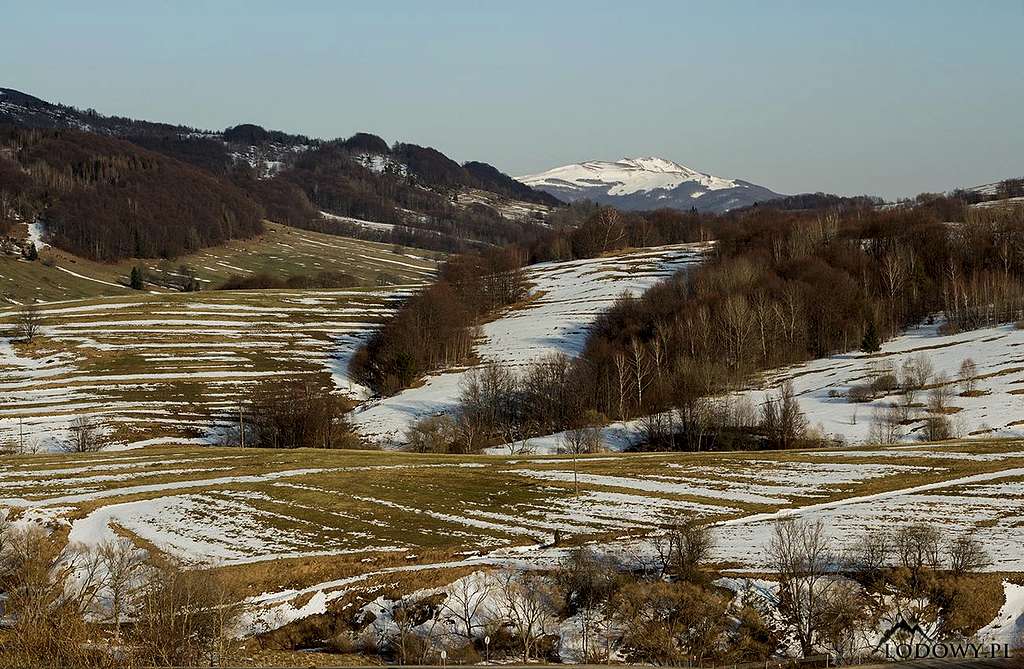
<box><xmin>518</xmin><ymin>156</ymin><xmax>783</xmax><ymax>213</ymax></box>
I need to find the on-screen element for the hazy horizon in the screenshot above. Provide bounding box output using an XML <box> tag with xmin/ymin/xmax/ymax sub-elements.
<box><xmin>4</xmin><ymin>0</ymin><xmax>1022</xmax><ymax>200</ymax></box>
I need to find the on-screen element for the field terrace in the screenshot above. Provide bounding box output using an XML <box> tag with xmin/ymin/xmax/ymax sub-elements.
<box><xmin>1</xmin><ymin>440</ymin><xmax>1022</xmax><ymax>634</ymax></box>
<box><xmin>0</xmin><ymin>286</ymin><xmax>415</xmax><ymax>450</ymax></box>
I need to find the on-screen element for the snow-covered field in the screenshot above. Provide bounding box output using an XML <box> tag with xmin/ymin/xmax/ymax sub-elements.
<box><xmin>349</xmin><ymin>243</ymin><xmax>708</xmax><ymax>443</ymax></box>
<box><xmin>0</xmin><ymin>288</ymin><xmax>414</xmax><ymax>450</ymax></box>
<box><xmin>740</xmin><ymin>320</ymin><xmax>1024</xmax><ymax>444</ymax></box>
<box><xmin>5</xmin><ymin>442</ymin><xmax>1023</xmax><ymax>615</ymax></box>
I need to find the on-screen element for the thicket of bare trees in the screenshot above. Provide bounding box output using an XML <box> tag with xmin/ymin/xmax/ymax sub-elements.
<box><xmin>350</xmin><ymin>247</ymin><xmax>528</xmax><ymax>394</ymax></box>
<box><xmin>0</xmin><ymin>520</ymin><xmax>243</xmax><ymax>668</ymax></box>
<box><xmin>339</xmin><ymin>531</ymin><xmax>775</xmax><ymax>667</ymax></box>
<box><xmin>0</xmin><ymin>127</ymin><xmax>264</xmax><ymax>261</ymax></box>
<box><xmin>768</xmin><ymin>519</ymin><xmax>995</xmax><ymax>664</ymax></box>
<box><xmin>239</xmin><ymin>376</ymin><xmax>361</xmax><ymax>449</ymax></box>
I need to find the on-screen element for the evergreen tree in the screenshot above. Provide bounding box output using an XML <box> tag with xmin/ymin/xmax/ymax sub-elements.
<box><xmin>860</xmin><ymin>320</ymin><xmax>881</xmax><ymax>353</ymax></box>
<box><xmin>129</xmin><ymin>266</ymin><xmax>144</xmax><ymax>290</ymax></box>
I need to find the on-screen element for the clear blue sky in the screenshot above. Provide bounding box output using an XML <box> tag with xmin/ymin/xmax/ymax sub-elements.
<box><xmin>3</xmin><ymin>0</ymin><xmax>1022</xmax><ymax>199</ymax></box>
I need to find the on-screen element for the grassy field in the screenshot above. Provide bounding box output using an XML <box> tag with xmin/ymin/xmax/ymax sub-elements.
<box><xmin>0</xmin><ymin>286</ymin><xmax>416</xmax><ymax>449</ymax></box>
<box><xmin>1</xmin><ymin>221</ymin><xmax>439</xmax><ymax>303</ymax></box>
<box><xmin>2</xmin><ymin>439</ymin><xmax>1023</xmax><ymax>630</ymax></box>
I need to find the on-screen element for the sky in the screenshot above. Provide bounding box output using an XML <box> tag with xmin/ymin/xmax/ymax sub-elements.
<box><xmin>3</xmin><ymin>0</ymin><xmax>1022</xmax><ymax>199</ymax></box>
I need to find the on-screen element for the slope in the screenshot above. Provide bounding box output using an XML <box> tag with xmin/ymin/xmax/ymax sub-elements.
<box><xmin>0</xmin><ymin>221</ymin><xmax>439</xmax><ymax>304</ymax></box>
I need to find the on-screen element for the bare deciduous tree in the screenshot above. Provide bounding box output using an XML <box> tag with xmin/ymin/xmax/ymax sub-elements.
<box><xmin>817</xmin><ymin>580</ymin><xmax>870</xmax><ymax>665</ymax></box>
<box><xmin>901</xmin><ymin>354</ymin><xmax>934</xmax><ymax>394</ymax></box>
<box><xmin>443</xmin><ymin>572</ymin><xmax>495</xmax><ymax>640</ymax></box>
<box><xmin>498</xmin><ymin>570</ymin><xmax>558</xmax><ymax>663</ymax></box>
<box><xmin>97</xmin><ymin>537</ymin><xmax>148</xmax><ymax>639</ymax></box>
<box><xmin>958</xmin><ymin>358</ymin><xmax>978</xmax><ymax>395</ymax></box>
<box><xmin>767</xmin><ymin>518</ymin><xmax>835</xmax><ymax>656</ymax></box>
<box><xmin>132</xmin><ymin>561</ymin><xmax>244</xmax><ymax>667</ymax></box>
<box><xmin>555</xmin><ymin>549</ymin><xmax>621</xmax><ymax>662</ymax></box>
<box><xmin>946</xmin><ymin>533</ymin><xmax>990</xmax><ymax>576</ymax></box>
<box><xmin>868</xmin><ymin>404</ymin><xmax>904</xmax><ymax>445</ymax></box>
<box><xmin>895</xmin><ymin>523</ymin><xmax>941</xmax><ymax>592</ymax></box>
<box><xmin>760</xmin><ymin>382</ymin><xmax>808</xmax><ymax>449</ymax></box>
<box><xmin>16</xmin><ymin>301</ymin><xmax>41</xmax><ymax>342</ymax></box>
<box><xmin>653</xmin><ymin>519</ymin><xmax>715</xmax><ymax>584</ymax></box>
<box><xmin>928</xmin><ymin>373</ymin><xmax>952</xmax><ymax>413</ymax></box>
<box><xmin>62</xmin><ymin>415</ymin><xmax>104</xmax><ymax>453</ymax></box>
<box><xmin>844</xmin><ymin>528</ymin><xmax>891</xmax><ymax>586</ymax></box>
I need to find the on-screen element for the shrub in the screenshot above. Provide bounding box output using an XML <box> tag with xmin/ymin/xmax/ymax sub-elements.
<box><xmin>923</xmin><ymin>415</ymin><xmax>952</xmax><ymax>441</ymax></box>
<box><xmin>847</xmin><ymin>384</ymin><xmax>874</xmax><ymax>403</ymax></box>
<box><xmin>870</xmin><ymin>373</ymin><xmax>899</xmax><ymax>393</ymax></box>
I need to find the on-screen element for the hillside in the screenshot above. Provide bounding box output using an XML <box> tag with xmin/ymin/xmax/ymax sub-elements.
<box><xmin>519</xmin><ymin>156</ymin><xmax>782</xmax><ymax>213</ymax></box>
<box><xmin>0</xmin><ymin>126</ymin><xmax>269</xmax><ymax>261</ymax></box>
<box><xmin>3</xmin><ymin>441</ymin><xmax>1022</xmax><ymax>648</ymax></box>
<box><xmin>0</xmin><ymin>284</ymin><xmax>421</xmax><ymax>451</ymax></box>
<box><xmin>0</xmin><ymin>220</ymin><xmax>438</xmax><ymax>303</ymax></box>
<box><xmin>1</xmin><ymin>87</ymin><xmax>561</xmax><ymax>256</ymax></box>
<box><xmin>350</xmin><ymin>243</ymin><xmax>708</xmax><ymax>443</ymax></box>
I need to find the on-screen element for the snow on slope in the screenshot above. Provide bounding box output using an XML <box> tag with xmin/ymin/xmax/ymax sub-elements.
<box><xmin>519</xmin><ymin>157</ymin><xmax>782</xmax><ymax>213</ymax></box>
<box><xmin>502</xmin><ymin>317</ymin><xmax>1024</xmax><ymax>454</ymax></box>
<box><xmin>739</xmin><ymin>320</ymin><xmax>1024</xmax><ymax>444</ymax></box>
<box><xmin>978</xmin><ymin>581</ymin><xmax>1024</xmax><ymax>647</ymax></box>
<box><xmin>0</xmin><ymin>289</ymin><xmax>412</xmax><ymax>451</ymax></box>
<box><xmin>523</xmin><ymin>157</ymin><xmax>738</xmax><ymax>196</ymax></box>
<box><xmin>349</xmin><ymin>243</ymin><xmax>708</xmax><ymax>443</ymax></box>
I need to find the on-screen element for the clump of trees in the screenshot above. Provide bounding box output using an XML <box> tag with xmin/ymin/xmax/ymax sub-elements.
<box><xmin>350</xmin><ymin>247</ymin><xmax>528</xmax><ymax>394</ymax></box>
<box><xmin>284</xmin><ymin>522</ymin><xmax>776</xmax><ymax>666</ymax></box>
<box><xmin>0</xmin><ymin>519</ymin><xmax>243</xmax><ymax>667</ymax></box>
<box><xmin>769</xmin><ymin>518</ymin><xmax>995</xmax><ymax>663</ymax></box>
<box><xmin>0</xmin><ymin>126</ymin><xmax>264</xmax><ymax>261</ymax></box>
<box><xmin>238</xmin><ymin>376</ymin><xmax>362</xmax><ymax>449</ymax></box>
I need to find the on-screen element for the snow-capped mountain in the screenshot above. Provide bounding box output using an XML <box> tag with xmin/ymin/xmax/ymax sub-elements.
<box><xmin>519</xmin><ymin>157</ymin><xmax>783</xmax><ymax>213</ymax></box>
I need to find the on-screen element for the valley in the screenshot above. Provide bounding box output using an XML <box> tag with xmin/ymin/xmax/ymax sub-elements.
<box><xmin>1</xmin><ymin>69</ymin><xmax>1023</xmax><ymax>665</ymax></box>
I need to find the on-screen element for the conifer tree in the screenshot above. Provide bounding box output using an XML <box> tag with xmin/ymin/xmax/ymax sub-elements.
<box><xmin>860</xmin><ymin>320</ymin><xmax>881</xmax><ymax>353</ymax></box>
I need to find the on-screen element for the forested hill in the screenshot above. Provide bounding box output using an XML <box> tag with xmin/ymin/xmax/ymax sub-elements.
<box><xmin>0</xmin><ymin>87</ymin><xmax>562</xmax><ymax>260</ymax></box>
<box><xmin>0</xmin><ymin>126</ymin><xmax>265</xmax><ymax>260</ymax></box>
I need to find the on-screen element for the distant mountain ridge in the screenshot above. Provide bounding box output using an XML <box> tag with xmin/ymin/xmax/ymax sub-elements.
<box><xmin>519</xmin><ymin>156</ymin><xmax>783</xmax><ymax>213</ymax></box>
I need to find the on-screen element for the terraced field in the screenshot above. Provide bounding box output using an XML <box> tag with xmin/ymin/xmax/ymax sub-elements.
<box><xmin>0</xmin><ymin>287</ymin><xmax>416</xmax><ymax>450</ymax></box>
<box><xmin>2</xmin><ymin>441</ymin><xmax>1022</xmax><ymax>634</ymax></box>
<box><xmin>1</xmin><ymin>221</ymin><xmax>438</xmax><ymax>303</ymax></box>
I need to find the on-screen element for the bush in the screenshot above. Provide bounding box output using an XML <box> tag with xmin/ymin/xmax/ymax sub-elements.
<box><xmin>847</xmin><ymin>384</ymin><xmax>874</xmax><ymax>403</ymax></box>
<box><xmin>870</xmin><ymin>373</ymin><xmax>899</xmax><ymax>393</ymax></box>
<box><xmin>404</xmin><ymin>415</ymin><xmax>459</xmax><ymax>453</ymax></box>
<box><xmin>923</xmin><ymin>415</ymin><xmax>952</xmax><ymax>441</ymax></box>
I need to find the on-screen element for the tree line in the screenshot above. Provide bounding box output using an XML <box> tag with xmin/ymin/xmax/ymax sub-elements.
<box><xmin>349</xmin><ymin>247</ymin><xmax>529</xmax><ymax>394</ymax></box>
